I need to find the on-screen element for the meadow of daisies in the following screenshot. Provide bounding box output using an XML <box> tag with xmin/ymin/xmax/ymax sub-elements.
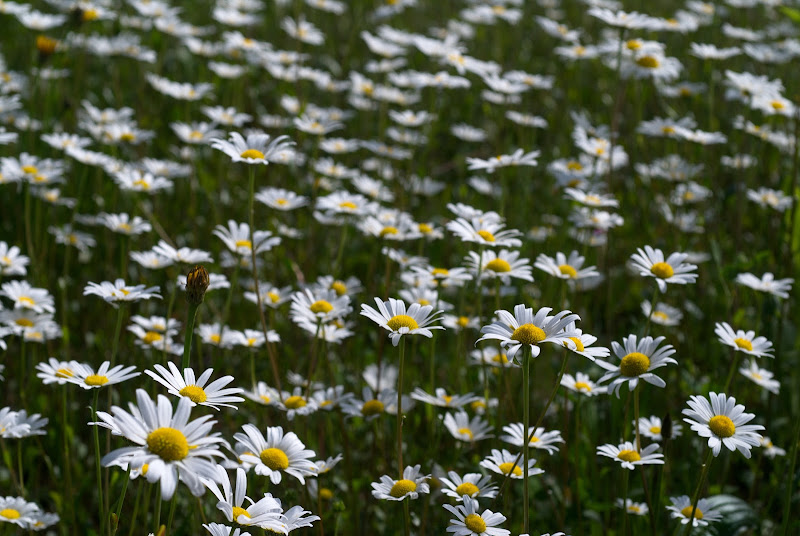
<box><xmin>2</xmin><ymin>0</ymin><xmax>800</xmax><ymax>534</ymax></box>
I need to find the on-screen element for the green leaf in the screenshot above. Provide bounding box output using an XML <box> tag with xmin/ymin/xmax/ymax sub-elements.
<box><xmin>780</xmin><ymin>6</ymin><xmax>800</xmax><ymax>23</ymax></box>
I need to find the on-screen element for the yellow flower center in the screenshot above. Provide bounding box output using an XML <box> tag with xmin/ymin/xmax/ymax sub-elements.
<box><xmin>267</xmin><ymin>291</ymin><xmax>281</xmax><ymax>303</ymax></box>
<box><xmin>380</xmin><ymin>226</ymin><xmax>399</xmax><ymax>237</ymax></box>
<box><xmin>18</xmin><ymin>296</ymin><xmax>35</xmax><ymax>306</ymax></box>
<box><xmin>772</xmin><ymin>100</ymin><xmax>785</xmax><ymax>110</ymax></box>
<box><xmin>574</xmin><ymin>381</ymin><xmax>591</xmax><ymax>392</ymax></box>
<box><xmin>120</xmin><ymin>133</ymin><xmax>136</xmax><ymax>142</ymax></box>
<box><xmin>617</xmin><ymin>449</ymin><xmax>641</xmax><ymax>463</ymax></box>
<box><xmin>636</xmin><ymin>55</ymin><xmax>660</xmax><ymax>68</ymax></box>
<box><xmin>0</xmin><ymin>509</ymin><xmax>20</xmax><ymax>520</ymax></box>
<box><xmin>85</xmin><ymin>375</ymin><xmax>109</xmax><ymax>386</ymax></box>
<box><xmin>147</xmin><ymin>427</ymin><xmax>190</xmax><ymax>461</ymax></box>
<box><xmin>389</xmin><ymin>479</ymin><xmax>417</xmax><ymax>498</ymax></box>
<box><xmin>626</xmin><ymin>39</ymin><xmax>642</xmax><ymax>50</ymax></box>
<box><xmin>310</xmin><ymin>300</ymin><xmax>334</xmax><ymax>314</ymax></box>
<box><xmin>477</xmin><ymin>230</ymin><xmax>496</xmax><ymax>242</ymax></box>
<box><xmin>240</xmin><ymin>149</ymin><xmax>265</xmax><ymax>160</ymax></box>
<box><xmin>649</xmin><ymin>426</ymin><xmax>661</xmax><ymax>434</ymax></box>
<box><xmin>284</xmin><ymin>395</ymin><xmax>307</xmax><ymax>409</ymax></box>
<box><xmin>455</xmin><ymin>482</ymin><xmax>479</xmax><ymax>496</ymax></box>
<box><xmin>567</xmin><ymin>161</ymin><xmax>583</xmax><ymax>171</ymax></box>
<box><xmin>708</xmin><ymin>415</ymin><xmax>736</xmax><ymax>438</ymax></box>
<box><xmin>210</xmin><ymin>334</ymin><xmax>221</xmax><ymax>344</ymax></box>
<box><xmin>330</xmin><ymin>281</ymin><xmax>347</xmax><ymax>296</ymax></box>
<box><xmin>432</xmin><ymin>268</ymin><xmax>449</xmax><ymax>277</ymax></box>
<box><xmin>653</xmin><ymin>312</ymin><xmax>669</xmax><ymax>322</ymax></box>
<box><xmin>485</xmin><ymin>258</ymin><xmax>511</xmax><ymax>273</ymax></box>
<box><xmin>386</xmin><ymin>314</ymin><xmax>419</xmax><ymax>331</ymax></box>
<box><xmin>662</xmin><ymin>126</ymin><xmax>676</xmax><ymax>135</ymax></box>
<box><xmin>15</xmin><ymin>318</ymin><xmax>34</xmax><ymax>327</ymax></box>
<box><xmin>260</xmin><ymin>447</ymin><xmax>290</xmax><ymax>470</ymax></box>
<box><xmin>620</xmin><ymin>352</ymin><xmax>650</xmax><ymax>377</ymax></box>
<box><xmin>234</xmin><ymin>239</ymin><xmax>252</xmax><ymax>249</ymax></box>
<box><xmin>132</xmin><ymin>179</ymin><xmax>150</xmax><ymax>189</ymax></box>
<box><xmin>232</xmin><ymin>506</ymin><xmax>251</xmax><ymax>523</ymax></box>
<box><xmin>680</xmin><ymin>506</ymin><xmax>704</xmax><ymax>520</ymax></box>
<box><xmin>650</xmin><ymin>262</ymin><xmax>674</xmax><ymax>279</ymax></box>
<box><xmin>419</xmin><ymin>223</ymin><xmax>433</xmax><ymax>234</ymax></box>
<box><xmin>529</xmin><ymin>436</ymin><xmax>540</xmax><ymax>444</ymax></box>
<box><xmin>140</xmin><ymin>463</ymin><xmax>149</xmax><ymax>475</ymax></box>
<box><xmin>143</xmin><ymin>331</ymin><xmax>162</xmax><ymax>344</ymax></box>
<box><xmin>83</xmin><ymin>8</ymin><xmax>99</xmax><ymax>21</ymax></box>
<box><xmin>338</xmin><ymin>201</ymin><xmax>357</xmax><ymax>210</ymax></box>
<box><xmin>458</xmin><ymin>427</ymin><xmax>474</xmax><ymax>440</ymax></box>
<box><xmin>558</xmin><ymin>264</ymin><xmax>578</xmax><ymax>278</ymax></box>
<box><xmin>457</xmin><ymin>316</ymin><xmax>470</xmax><ymax>328</ymax></box>
<box><xmin>510</xmin><ymin>323</ymin><xmax>546</xmax><ymax>345</ymax></box>
<box><xmin>565</xmin><ymin>337</ymin><xmax>585</xmax><ymax>352</ymax></box>
<box><xmin>464</xmin><ymin>513</ymin><xmax>487</xmax><ymax>534</ymax></box>
<box><xmin>22</xmin><ymin>165</ymin><xmax>38</xmax><ymax>175</ymax></box>
<box><xmin>734</xmin><ymin>338</ymin><xmax>753</xmax><ymax>351</ymax></box>
<box><xmin>362</xmin><ymin>399</ymin><xmax>384</xmax><ymax>416</ymax></box>
<box><xmin>189</xmin><ymin>130</ymin><xmax>204</xmax><ymax>140</ymax></box>
<box><xmin>259</xmin><ymin>395</ymin><xmax>271</xmax><ymax>404</ymax></box>
<box><xmin>498</xmin><ymin>462</ymin><xmax>522</xmax><ymax>476</ymax></box>
<box><xmin>179</xmin><ymin>385</ymin><xmax>207</xmax><ymax>404</ymax></box>
<box><xmin>320</xmin><ymin>487</ymin><xmax>334</xmax><ymax>500</ymax></box>
<box><xmin>56</xmin><ymin>368</ymin><xmax>74</xmax><ymax>378</ymax></box>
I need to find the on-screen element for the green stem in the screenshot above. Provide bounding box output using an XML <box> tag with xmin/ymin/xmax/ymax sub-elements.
<box><xmin>634</xmin><ymin>384</ymin><xmax>642</xmax><ymax>452</ymax></box>
<box><xmin>153</xmin><ymin>483</ymin><xmax>162</xmax><ymax>532</ymax></box>
<box><xmin>127</xmin><ymin>480</ymin><xmax>143</xmax><ymax>536</ymax></box>
<box><xmin>397</xmin><ymin>338</ymin><xmax>406</xmax><ymax>476</ymax></box>
<box><xmin>92</xmin><ymin>389</ymin><xmax>106</xmax><ymax>534</ymax></box>
<box><xmin>61</xmin><ymin>386</ymin><xmax>73</xmax><ymax>527</ymax></box>
<box><xmin>402</xmin><ymin>498</ymin><xmax>411</xmax><ymax>536</ymax></box>
<box><xmin>112</xmin><ymin>467</ymin><xmax>131</xmax><ymax>535</ymax></box>
<box><xmin>781</xmin><ymin>418</ymin><xmax>800</xmax><ymax>535</ymax></box>
<box><xmin>333</xmin><ymin>223</ymin><xmax>348</xmax><ymax>276</ymax></box>
<box><xmin>621</xmin><ymin>469</ymin><xmax>629</xmax><ymax>536</ymax></box>
<box><xmin>684</xmin><ymin>450</ymin><xmax>714</xmax><ymax>536</ymax></box>
<box><xmin>165</xmin><ymin>490</ymin><xmax>178</xmax><ymax>534</ymax></box>
<box><xmin>110</xmin><ymin>306</ymin><xmax>124</xmax><ymax>366</ymax></box>
<box><xmin>182</xmin><ymin>303</ymin><xmax>199</xmax><ymax>370</ymax></box>
<box><xmin>19</xmin><ymin>341</ymin><xmax>26</xmax><ymax>405</ymax></box>
<box><xmin>522</xmin><ymin>346</ymin><xmax>531</xmax><ymax>534</ymax></box>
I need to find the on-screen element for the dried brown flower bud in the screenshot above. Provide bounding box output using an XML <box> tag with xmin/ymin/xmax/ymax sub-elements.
<box><xmin>185</xmin><ymin>265</ymin><xmax>209</xmax><ymax>305</ymax></box>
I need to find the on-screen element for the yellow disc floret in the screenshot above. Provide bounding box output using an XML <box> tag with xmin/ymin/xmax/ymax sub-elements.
<box><xmin>485</xmin><ymin>259</ymin><xmax>511</xmax><ymax>273</ymax></box>
<box><xmin>498</xmin><ymin>462</ymin><xmax>522</xmax><ymax>477</ymax></box>
<box><xmin>455</xmin><ymin>482</ymin><xmax>479</xmax><ymax>497</ymax></box>
<box><xmin>619</xmin><ymin>352</ymin><xmax>650</xmax><ymax>377</ymax></box>
<box><xmin>680</xmin><ymin>506</ymin><xmax>704</xmax><ymax>519</ymax></box>
<box><xmin>179</xmin><ymin>385</ymin><xmax>207</xmax><ymax>404</ymax></box>
<box><xmin>362</xmin><ymin>399</ymin><xmax>384</xmax><ymax>416</ymax></box>
<box><xmin>0</xmin><ymin>508</ymin><xmax>20</xmax><ymax>520</ymax></box>
<box><xmin>708</xmin><ymin>415</ymin><xmax>736</xmax><ymax>438</ymax></box>
<box><xmin>650</xmin><ymin>262</ymin><xmax>674</xmax><ymax>279</ymax></box>
<box><xmin>734</xmin><ymin>338</ymin><xmax>753</xmax><ymax>351</ymax></box>
<box><xmin>260</xmin><ymin>447</ymin><xmax>290</xmax><ymax>470</ymax></box>
<box><xmin>477</xmin><ymin>230</ymin><xmax>496</xmax><ymax>242</ymax></box>
<box><xmin>330</xmin><ymin>281</ymin><xmax>347</xmax><ymax>296</ymax></box>
<box><xmin>284</xmin><ymin>396</ymin><xmax>307</xmax><ymax>409</ymax></box>
<box><xmin>387</xmin><ymin>314</ymin><xmax>419</xmax><ymax>331</ymax></box>
<box><xmin>558</xmin><ymin>264</ymin><xmax>578</xmax><ymax>278</ymax></box>
<box><xmin>389</xmin><ymin>479</ymin><xmax>417</xmax><ymax>498</ymax></box>
<box><xmin>310</xmin><ymin>300</ymin><xmax>334</xmax><ymax>314</ymax></box>
<box><xmin>85</xmin><ymin>375</ymin><xmax>109</xmax><ymax>386</ymax></box>
<box><xmin>617</xmin><ymin>450</ymin><xmax>641</xmax><ymax>463</ymax></box>
<box><xmin>510</xmin><ymin>323</ymin><xmax>546</xmax><ymax>345</ymax></box>
<box><xmin>464</xmin><ymin>513</ymin><xmax>487</xmax><ymax>534</ymax></box>
<box><xmin>147</xmin><ymin>427</ymin><xmax>190</xmax><ymax>462</ymax></box>
<box><xmin>240</xmin><ymin>149</ymin><xmax>265</xmax><ymax>160</ymax></box>
<box><xmin>232</xmin><ymin>506</ymin><xmax>251</xmax><ymax>522</ymax></box>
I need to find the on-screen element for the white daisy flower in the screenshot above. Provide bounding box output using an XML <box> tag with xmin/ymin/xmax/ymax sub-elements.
<box><xmin>666</xmin><ymin>495</ymin><xmax>723</xmax><ymax>527</ymax></box>
<box><xmin>465</xmin><ymin>250</ymin><xmax>534</xmax><ymax>283</ymax></box>
<box><xmin>0</xmin><ymin>496</ymin><xmax>41</xmax><ymax>528</ymax></box>
<box><xmin>739</xmin><ymin>360</ymin><xmax>779</xmax><ymax>394</ymax></box>
<box><xmin>476</xmin><ymin>305</ymin><xmax>581</xmax><ymax>362</ymax></box>
<box><xmin>443</xmin><ymin>495</ymin><xmax>510</xmax><ymax>536</ymax></box>
<box><xmin>275</xmin><ymin>388</ymin><xmax>319</xmax><ymax>420</ymax></box>
<box><xmin>234</xmin><ymin>424</ymin><xmax>317</xmax><ymax>484</ymax></box>
<box><xmin>596</xmin><ymin>441</ymin><xmax>665</xmax><ymax>470</ymax></box>
<box><xmin>213</xmin><ymin>220</ymin><xmax>281</xmax><ymax>257</ymax></box>
<box><xmin>203</xmin><ymin>465</ymin><xmax>283</xmax><ymax>528</ymax></box>
<box><xmin>480</xmin><ymin>449</ymin><xmax>543</xmax><ymax>480</ymax></box>
<box><xmin>243</xmin><ymin>382</ymin><xmax>281</xmax><ymax>407</ymax></box>
<box><xmin>616</xmin><ymin>498</ymin><xmax>649</xmax><ymax>516</ymax></box>
<box><xmin>210</xmin><ymin>132</ymin><xmax>294</xmax><ymax>165</ymax></box>
<box><xmin>341</xmin><ymin>387</ymin><xmax>396</xmax><ymax>421</ymax></box>
<box><xmin>65</xmin><ymin>361</ymin><xmax>140</xmax><ymax>389</ymax></box>
<box><xmin>0</xmin><ymin>242</ymin><xmax>30</xmax><ymax>276</ymax></box>
<box><xmin>714</xmin><ymin>322</ymin><xmax>773</xmax><ymax>358</ymax></box>
<box><xmin>629</xmin><ymin>246</ymin><xmax>698</xmax><ymax>293</ymax></box>
<box><xmin>94</xmin><ymin>389</ymin><xmax>228</xmax><ymax>500</ymax></box>
<box><xmin>410</xmin><ymin>388</ymin><xmax>479</xmax><ymax>409</ymax></box>
<box><xmin>760</xmin><ymin>437</ymin><xmax>786</xmax><ymax>458</ymax></box>
<box><xmin>559</xmin><ymin>321</ymin><xmax>609</xmax><ymax>361</ymax></box>
<box><xmin>597</xmin><ymin>335</ymin><xmax>677</xmax><ymax>397</ymax></box>
<box><xmin>447</xmin><ymin>218</ymin><xmax>522</xmax><ymax>248</ymax></box>
<box><xmin>641</xmin><ymin>301</ymin><xmax>682</xmax><ymax>326</ymax></box>
<box><xmin>735</xmin><ymin>272</ymin><xmax>793</xmax><ymax>299</ymax></box>
<box><xmin>534</xmin><ymin>251</ymin><xmax>599</xmax><ymax>282</ymax></box>
<box><xmin>682</xmin><ymin>392</ymin><xmax>764</xmax><ymax>458</ymax></box>
<box><xmin>371</xmin><ymin>465</ymin><xmax>430</xmax><ymax>501</ymax></box>
<box><xmin>35</xmin><ymin>357</ymin><xmax>77</xmax><ymax>385</ymax></box>
<box><xmin>255</xmin><ymin>188</ymin><xmax>309</xmax><ymax>211</ymax></box>
<box><xmin>499</xmin><ymin>424</ymin><xmax>564</xmax><ymax>454</ymax></box>
<box><xmin>439</xmin><ymin>472</ymin><xmax>498</xmax><ymax>501</ymax></box>
<box><xmin>0</xmin><ymin>281</ymin><xmax>55</xmax><ymax>313</ymax></box>
<box><xmin>360</xmin><ymin>297</ymin><xmax>444</xmax><ymax>346</ymax></box>
<box><xmin>82</xmin><ymin>279</ymin><xmax>161</xmax><ymax>306</ymax></box>
<box><xmin>561</xmin><ymin>372</ymin><xmax>604</xmax><ymax>396</ymax></box>
<box><xmin>145</xmin><ymin>363</ymin><xmax>244</xmax><ymax>410</ymax></box>
<box><xmin>444</xmin><ymin>411</ymin><xmax>493</xmax><ymax>443</ymax></box>
<box><xmin>636</xmin><ymin>416</ymin><xmax>683</xmax><ymax>442</ymax></box>
<box><xmin>203</xmin><ymin>523</ymin><xmax>252</xmax><ymax>536</ymax></box>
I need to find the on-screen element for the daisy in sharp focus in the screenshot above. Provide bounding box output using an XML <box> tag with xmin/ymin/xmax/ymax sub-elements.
<box><xmin>145</xmin><ymin>363</ymin><xmax>244</xmax><ymax>410</ymax></box>
<box><xmin>210</xmin><ymin>132</ymin><xmax>294</xmax><ymax>165</ymax></box>
<box><xmin>714</xmin><ymin>322</ymin><xmax>773</xmax><ymax>358</ymax></box>
<box><xmin>682</xmin><ymin>392</ymin><xmax>764</xmax><ymax>458</ymax></box>
<box><xmin>597</xmin><ymin>441</ymin><xmax>664</xmax><ymax>470</ymax></box>
<box><xmin>94</xmin><ymin>389</ymin><xmax>227</xmax><ymax>500</ymax></box>
<box><xmin>234</xmin><ymin>424</ymin><xmax>317</xmax><ymax>484</ymax></box>
<box><xmin>465</xmin><ymin>249</ymin><xmax>533</xmax><ymax>283</ymax></box>
<box><xmin>476</xmin><ymin>304</ymin><xmax>580</xmax><ymax>362</ymax></box>
<box><xmin>290</xmin><ymin>288</ymin><xmax>352</xmax><ymax>325</ymax></box>
<box><xmin>443</xmin><ymin>495</ymin><xmax>510</xmax><ymax>536</ymax></box>
<box><xmin>444</xmin><ymin>411</ymin><xmax>493</xmax><ymax>443</ymax></box>
<box><xmin>597</xmin><ymin>335</ymin><xmax>677</xmax><ymax>397</ymax></box>
<box><xmin>65</xmin><ymin>361</ymin><xmax>140</xmax><ymax>389</ymax></box>
<box><xmin>629</xmin><ymin>246</ymin><xmax>698</xmax><ymax>292</ymax></box>
<box><xmin>440</xmin><ymin>472</ymin><xmax>498</xmax><ymax>501</ymax></box>
<box><xmin>202</xmin><ymin>465</ymin><xmax>283</xmax><ymax>528</ymax></box>
<box><xmin>499</xmin><ymin>424</ymin><xmax>564</xmax><ymax>454</ymax></box>
<box><xmin>371</xmin><ymin>465</ymin><xmax>430</xmax><ymax>501</ymax></box>
<box><xmin>360</xmin><ymin>297</ymin><xmax>444</xmax><ymax>346</ymax></box>
<box><xmin>666</xmin><ymin>495</ymin><xmax>723</xmax><ymax>528</ymax></box>
<box><xmin>479</xmin><ymin>449</ymin><xmax>543</xmax><ymax>479</ymax></box>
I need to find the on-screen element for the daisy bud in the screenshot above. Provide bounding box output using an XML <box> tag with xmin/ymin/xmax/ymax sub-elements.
<box><xmin>185</xmin><ymin>265</ymin><xmax>209</xmax><ymax>305</ymax></box>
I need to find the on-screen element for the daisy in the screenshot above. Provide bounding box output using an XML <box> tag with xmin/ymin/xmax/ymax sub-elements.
<box><xmin>341</xmin><ymin>387</ymin><xmax>396</xmax><ymax>421</ymax></box>
<box><xmin>560</xmin><ymin>321</ymin><xmax>609</xmax><ymax>362</ymax></box>
<box><xmin>735</xmin><ymin>272</ymin><xmax>793</xmax><ymax>299</ymax></box>
<box><xmin>210</xmin><ymin>132</ymin><xmax>294</xmax><ymax>165</ymax></box>
<box><xmin>203</xmin><ymin>523</ymin><xmax>251</xmax><ymax>536</ymax></box>
<box><xmin>65</xmin><ymin>361</ymin><xmax>140</xmax><ymax>389</ymax></box>
<box><xmin>629</xmin><ymin>246</ymin><xmax>698</xmax><ymax>293</ymax></box>
<box><xmin>714</xmin><ymin>322</ymin><xmax>773</xmax><ymax>358</ymax></box>
<box><xmin>641</xmin><ymin>301</ymin><xmax>682</xmax><ymax>326</ymax></box>
<box><xmin>746</xmin><ymin>187</ymin><xmax>793</xmax><ymax>212</ymax></box>
<box><xmin>255</xmin><ymin>188</ymin><xmax>308</xmax><ymax>211</ymax></box>
<box><xmin>443</xmin><ymin>496</ymin><xmax>510</xmax><ymax>536</ymax></box>
<box><xmin>0</xmin><ymin>281</ymin><xmax>55</xmax><ymax>313</ymax></box>
<box><xmin>563</xmin><ymin>188</ymin><xmax>618</xmax><ymax>208</ymax></box>
<box><xmin>760</xmin><ymin>437</ymin><xmax>786</xmax><ymax>458</ymax></box>
<box><xmin>534</xmin><ymin>251</ymin><xmax>599</xmax><ymax>282</ymax></box>
<box><xmin>597</xmin><ymin>441</ymin><xmax>664</xmax><ymax>470</ymax></box>
<box><xmin>371</xmin><ymin>465</ymin><xmax>430</xmax><ymax>501</ymax></box>
<box><xmin>444</xmin><ymin>411</ymin><xmax>493</xmax><ymax>443</ymax></box>
<box><xmin>410</xmin><ymin>388</ymin><xmax>479</xmax><ymax>409</ymax></box>
<box><xmin>465</xmin><ymin>250</ymin><xmax>533</xmax><ymax>283</ymax></box>
<box><xmin>469</xmin><ymin>347</ymin><xmax>514</xmax><ymax>368</ymax></box>
<box><xmin>275</xmin><ymin>388</ymin><xmax>319</xmax><ymax>420</ymax></box>
<box><xmin>244</xmin><ymin>382</ymin><xmax>281</xmax><ymax>407</ymax></box>
<box><xmin>213</xmin><ymin>220</ymin><xmax>281</xmax><ymax>257</ymax></box>
<box><xmin>447</xmin><ymin>218</ymin><xmax>522</xmax><ymax>248</ymax></box>
<box><xmin>561</xmin><ymin>372</ymin><xmax>604</xmax><ymax>396</ymax></box>
<box><xmin>203</xmin><ymin>466</ymin><xmax>283</xmax><ymax>528</ymax></box>
<box><xmin>440</xmin><ymin>472</ymin><xmax>498</xmax><ymax>501</ymax></box>
<box><xmin>35</xmin><ymin>357</ymin><xmax>77</xmax><ymax>385</ymax></box>
<box><xmin>739</xmin><ymin>360</ymin><xmax>780</xmax><ymax>394</ymax></box>
<box><xmin>597</xmin><ymin>335</ymin><xmax>677</xmax><ymax>397</ymax></box>
<box><xmin>682</xmin><ymin>392</ymin><xmax>764</xmax><ymax>458</ymax></box>
<box><xmin>666</xmin><ymin>495</ymin><xmax>722</xmax><ymax>527</ymax></box>
<box><xmin>616</xmin><ymin>498</ymin><xmax>649</xmax><ymax>516</ymax></box>
<box><xmin>97</xmin><ymin>212</ymin><xmax>152</xmax><ymax>236</ymax></box>
<box><xmin>499</xmin><ymin>424</ymin><xmax>564</xmax><ymax>454</ymax></box>
<box><xmin>83</xmin><ymin>279</ymin><xmax>161</xmax><ymax>306</ymax></box>
<box><xmin>145</xmin><ymin>363</ymin><xmax>244</xmax><ymax>410</ymax></box>
<box><xmin>360</xmin><ymin>297</ymin><xmax>444</xmax><ymax>346</ymax></box>
<box><xmin>290</xmin><ymin>289</ymin><xmax>352</xmax><ymax>325</ymax></box>
<box><xmin>94</xmin><ymin>390</ymin><xmax>227</xmax><ymax>500</ymax></box>
<box><xmin>0</xmin><ymin>242</ymin><xmax>29</xmax><ymax>276</ymax></box>
<box><xmin>637</xmin><ymin>416</ymin><xmax>683</xmax><ymax>442</ymax></box>
<box><xmin>234</xmin><ymin>424</ymin><xmax>317</xmax><ymax>484</ymax></box>
<box><xmin>480</xmin><ymin>449</ymin><xmax>543</xmax><ymax>479</ymax></box>
<box><xmin>0</xmin><ymin>496</ymin><xmax>41</xmax><ymax>528</ymax></box>
<box><xmin>476</xmin><ymin>305</ymin><xmax>580</xmax><ymax>362</ymax></box>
